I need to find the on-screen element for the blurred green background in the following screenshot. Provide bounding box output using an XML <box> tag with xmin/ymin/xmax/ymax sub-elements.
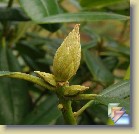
<box><xmin>0</xmin><ymin>0</ymin><xmax>130</xmax><ymax>125</ymax></box>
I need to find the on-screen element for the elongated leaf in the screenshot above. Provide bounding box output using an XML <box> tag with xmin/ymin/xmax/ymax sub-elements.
<box><xmin>83</xmin><ymin>49</ymin><xmax>114</xmax><ymax>86</ymax></box>
<box><xmin>19</xmin><ymin>0</ymin><xmax>61</xmax><ymax>32</ymax></box>
<box><xmin>103</xmin><ymin>39</ymin><xmax>130</xmax><ymax>56</ymax></box>
<box><xmin>38</xmin><ymin>12</ymin><xmax>129</xmax><ymax>24</ymax></box>
<box><xmin>0</xmin><ymin>46</ymin><xmax>31</xmax><ymax>124</ymax></box>
<box><xmin>79</xmin><ymin>0</ymin><xmax>129</xmax><ymax>9</ymax></box>
<box><xmin>102</xmin><ymin>56</ymin><xmax>118</xmax><ymax>71</ymax></box>
<box><xmin>16</xmin><ymin>41</ymin><xmax>50</xmax><ymax>71</ymax></box>
<box><xmin>19</xmin><ymin>0</ymin><xmax>61</xmax><ymax>20</ymax></box>
<box><xmin>0</xmin><ymin>7</ymin><xmax>29</xmax><ymax>21</ymax></box>
<box><xmin>98</xmin><ymin>97</ymin><xmax>130</xmax><ymax>114</ymax></box>
<box><xmin>21</xmin><ymin>95</ymin><xmax>61</xmax><ymax>125</ymax></box>
<box><xmin>80</xmin><ymin>80</ymin><xmax>130</xmax><ymax>123</ymax></box>
<box><xmin>96</xmin><ymin>80</ymin><xmax>130</xmax><ymax>113</ymax></box>
<box><xmin>81</xmin><ymin>40</ymin><xmax>98</xmax><ymax>50</ymax></box>
<box><xmin>0</xmin><ymin>71</ymin><xmax>55</xmax><ymax>91</ymax></box>
<box><xmin>16</xmin><ymin>41</ymin><xmax>45</xmax><ymax>59</ymax></box>
<box><xmin>99</xmin><ymin>80</ymin><xmax>130</xmax><ymax>98</ymax></box>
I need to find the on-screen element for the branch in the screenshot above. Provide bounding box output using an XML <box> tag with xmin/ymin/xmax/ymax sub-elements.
<box><xmin>64</xmin><ymin>94</ymin><xmax>98</xmax><ymax>101</ymax></box>
<box><xmin>56</xmin><ymin>87</ymin><xmax>77</xmax><ymax>125</ymax></box>
<box><xmin>74</xmin><ymin>100</ymin><xmax>94</xmax><ymax>117</ymax></box>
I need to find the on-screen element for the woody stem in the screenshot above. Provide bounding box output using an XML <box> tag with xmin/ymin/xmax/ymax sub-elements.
<box><xmin>56</xmin><ymin>87</ymin><xmax>77</xmax><ymax>125</ymax></box>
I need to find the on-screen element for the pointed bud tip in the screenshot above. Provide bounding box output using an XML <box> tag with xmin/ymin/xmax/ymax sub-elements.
<box><xmin>73</xmin><ymin>24</ymin><xmax>80</xmax><ymax>33</ymax></box>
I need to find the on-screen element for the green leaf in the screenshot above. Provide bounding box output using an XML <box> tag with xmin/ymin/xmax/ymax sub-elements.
<box><xmin>39</xmin><ymin>23</ymin><xmax>61</xmax><ymax>33</ymax></box>
<box><xmin>79</xmin><ymin>0</ymin><xmax>129</xmax><ymax>9</ymax></box>
<box><xmin>83</xmin><ymin>49</ymin><xmax>114</xmax><ymax>86</ymax></box>
<box><xmin>105</xmin><ymin>43</ymin><xmax>130</xmax><ymax>56</ymax></box>
<box><xmin>102</xmin><ymin>56</ymin><xmax>118</xmax><ymax>71</ymax></box>
<box><xmin>0</xmin><ymin>7</ymin><xmax>29</xmax><ymax>21</ymax></box>
<box><xmin>18</xmin><ymin>52</ymin><xmax>50</xmax><ymax>72</ymax></box>
<box><xmin>81</xmin><ymin>40</ymin><xmax>98</xmax><ymax>50</ymax></box>
<box><xmin>99</xmin><ymin>80</ymin><xmax>130</xmax><ymax>98</ymax></box>
<box><xmin>16</xmin><ymin>41</ymin><xmax>45</xmax><ymax>59</ymax></box>
<box><xmin>0</xmin><ymin>71</ymin><xmax>55</xmax><ymax>91</ymax></box>
<box><xmin>19</xmin><ymin>0</ymin><xmax>61</xmax><ymax>32</ymax></box>
<box><xmin>97</xmin><ymin>97</ymin><xmax>130</xmax><ymax>114</ymax></box>
<box><xmin>0</xmin><ymin>45</ymin><xmax>31</xmax><ymax>124</ymax></box>
<box><xmin>38</xmin><ymin>12</ymin><xmax>129</xmax><ymax>24</ymax></box>
<box><xmin>19</xmin><ymin>0</ymin><xmax>61</xmax><ymax>20</ymax></box>
<box><xmin>16</xmin><ymin>41</ymin><xmax>50</xmax><ymax>71</ymax></box>
<box><xmin>96</xmin><ymin>80</ymin><xmax>130</xmax><ymax>113</ymax></box>
<box><xmin>21</xmin><ymin>95</ymin><xmax>61</xmax><ymax>124</ymax></box>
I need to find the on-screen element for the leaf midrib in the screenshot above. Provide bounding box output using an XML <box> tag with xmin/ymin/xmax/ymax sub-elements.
<box><xmin>39</xmin><ymin>0</ymin><xmax>49</xmax><ymax>16</ymax></box>
<box><xmin>101</xmin><ymin>80</ymin><xmax>129</xmax><ymax>97</ymax></box>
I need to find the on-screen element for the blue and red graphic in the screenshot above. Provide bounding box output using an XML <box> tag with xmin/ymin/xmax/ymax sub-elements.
<box><xmin>108</xmin><ymin>103</ymin><xmax>130</xmax><ymax>125</ymax></box>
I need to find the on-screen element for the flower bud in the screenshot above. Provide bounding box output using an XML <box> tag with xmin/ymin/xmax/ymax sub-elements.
<box><xmin>53</xmin><ymin>24</ymin><xmax>81</xmax><ymax>82</ymax></box>
<box><xmin>64</xmin><ymin>85</ymin><xmax>89</xmax><ymax>96</ymax></box>
<box><xmin>34</xmin><ymin>71</ymin><xmax>56</xmax><ymax>87</ymax></box>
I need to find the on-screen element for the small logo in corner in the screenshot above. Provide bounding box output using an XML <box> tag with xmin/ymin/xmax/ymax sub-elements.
<box><xmin>108</xmin><ymin>103</ymin><xmax>130</xmax><ymax>125</ymax></box>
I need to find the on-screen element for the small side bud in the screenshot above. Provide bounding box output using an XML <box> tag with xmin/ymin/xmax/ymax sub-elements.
<box><xmin>34</xmin><ymin>71</ymin><xmax>56</xmax><ymax>87</ymax></box>
<box><xmin>64</xmin><ymin>85</ymin><xmax>89</xmax><ymax>96</ymax></box>
<box><xmin>57</xmin><ymin>104</ymin><xmax>64</xmax><ymax>110</ymax></box>
<box><xmin>53</xmin><ymin>24</ymin><xmax>81</xmax><ymax>82</ymax></box>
